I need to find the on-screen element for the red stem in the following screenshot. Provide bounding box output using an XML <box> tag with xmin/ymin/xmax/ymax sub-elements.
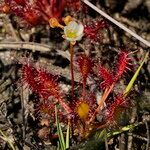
<box><xmin>82</xmin><ymin>77</ymin><xmax>86</xmax><ymax>99</ymax></box>
<box><xmin>57</xmin><ymin>97</ymin><xmax>72</xmax><ymax>115</ymax></box>
<box><xmin>88</xmin><ymin>83</ymin><xmax>115</xmax><ymax>124</ymax></box>
<box><xmin>70</xmin><ymin>42</ymin><xmax>74</xmax><ymax>100</ymax></box>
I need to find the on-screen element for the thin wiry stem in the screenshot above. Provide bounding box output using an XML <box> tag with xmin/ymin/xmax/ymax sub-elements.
<box><xmin>57</xmin><ymin>98</ymin><xmax>72</xmax><ymax>115</ymax></box>
<box><xmin>82</xmin><ymin>0</ymin><xmax>150</xmax><ymax>48</ymax></box>
<box><xmin>82</xmin><ymin>77</ymin><xmax>86</xmax><ymax>99</ymax></box>
<box><xmin>88</xmin><ymin>83</ymin><xmax>115</xmax><ymax>124</ymax></box>
<box><xmin>70</xmin><ymin>42</ymin><xmax>75</xmax><ymax>100</ymax></box>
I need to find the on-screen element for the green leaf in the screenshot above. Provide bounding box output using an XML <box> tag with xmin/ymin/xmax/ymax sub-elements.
<box><xmin>55</xmin><ymin>106</ymin><xmax>66</xmax><ymax>150</ymax></box>
<box><xmin>124</xmin><ymin>51</ymin><xmax>149</xmax><ymax>97</ymax></box>
<box><xmin>0</xmin><ymin>129</ymin><xmax>15</xmax><ymax>150</ymax></box>
<box><xmin>95</xmin><ymin>129</ymin><xmax>106</xmax><ymax>140</ymax></box>
<box><xmin>107</xmin><ymin>122</ymin><xmax>143</xmax><ymax>138</ymax></box>
<box><xmin>65</xmin><ymin>122</ymin><xmax>70</xmax><ymax>149</ymax></box>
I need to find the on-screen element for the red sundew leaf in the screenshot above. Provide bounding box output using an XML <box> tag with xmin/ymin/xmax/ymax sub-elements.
<box><xmin>21</xmin><ymin>64</ymin><xmax>41</xmax><ymax>93</ymax></box>
<box><xmin>37</xmin><ymin>69</ymin><xmax>61</xmax><ymax>100</ymax></box>
<box><xmin>98</xmin><ymin>65</ymin><xmax>114</xmax><ymax>89</ymax></box>
<box><xmin>3</xmin><ymin>0</ymin><xmax>65</xmax><ymax>26</ymax></box>
<box><xmin>66</xmin><ymin>0</ymin><xmax>88</xmax><ymax>12</ymax></box>
<box><xmin>77</xmin><ymin>54</ymin><xmax>94</xmax><ymax>97</ymax></box>
<box><xmin>13</xmin><ymin>0</ymin><xmax>26</xmax><ymax>6</ymax></box>
<box><xmin>23</xmin><ymin>9</ymin><xmax>41</xmax><ymax>26</ymax></box>
<box><xmin>5</xmin><ymin>0</ymin><xmax>27</xmax><ymax>5</ymax></box>
<box><xmin>114</xmin><ymin>51</ymin><xmax>131</xmax><ymax>81</ymax></box>
<box><xmin>21</xmin><ymin>64</ymin><xmax>61</xmax><ymax>100</ymax></box>
<box><xmin>77</xmin><ymin>54</ymin><xmax>94</xmax><ymax>81</ymax></box>
<box><xmin>4</xmin><ymin>0</ymin><xmax>41</xmax><ymax>25</ymax></box>
<box><xmin>66</xmin><ymin>0</ymin><xmax>81</xmax><ymax>11</ymax></box>
<box><xmin>35</xmin><ymin>0</ymin><xmax>65</xmax><ymax>21</ymax></box>
<box><xmin>84</xmin><ymin>20</ymin><xmax>108</xmax><ymax>41</ymax></box>
<box><xmin>51</xmin><ymin>0</ymin><xmax>65</xmax><ymax>19</ymax></box>
<box><xmin>106</xmin><ymin>95</ymin><xmax>127</xmax><ymax>121</ymax></box>
<box><xmin>76</xmin><ymin>100</ymin><xmax>90</xmax><ymax>120</ymax></box>
<box><xmin>21</xmin><ymin>64</ymin><xmax>72</xmax><ymax>116</ymax></box>
<box><xmin>37</xmin><ymin>101</ymin><xmax>64</xmax><ymax>122</ymax></box>
<box><xmin>38</xmin><ymin>101</ymin><xmax>55</xmax><ymax>117</ymax></box>
<box><xmin>4</xmin><ymin>0</ymin><xmax>21</xmax><ymax>13</ymax></box>
<box><xmin>73</xmin><ymin>93</ymin><xmax>97</xmax><ymax>120</ymax></box>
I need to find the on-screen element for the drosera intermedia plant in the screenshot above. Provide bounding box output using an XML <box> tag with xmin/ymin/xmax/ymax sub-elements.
<box><xmin>11</xmin><ymin>5</ymin><xmax>148</xmax><ymax>145</ymax></box>
<box><xmin>19</xmin><ymin>11</ymin><xmax>149</xmax><ymax>142</ymax></box>
<box><xmin>0</xmin><ymin>0</ymin><xmax>149</xmax><ymax>149</ymax></box>
<box><xmin>21</xmin><ymin>49</ymin><xmax>143</xmax><ymax>139</ymax></box>
<box><xmin>1</xmin><ymin>50</ymin><xmax>147</xmax><ymax>148</ymax></box>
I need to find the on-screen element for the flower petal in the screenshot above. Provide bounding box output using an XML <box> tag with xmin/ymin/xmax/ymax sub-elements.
<box><xmin>76</xmin><ymin>24</ymin><xmax>84</xmax><ymax>36</ymax></box>
<box><xmin>67</xmin><ymin>21</ymin><xmax>78</xmax><ymax>31</ymax></box>
<box><xmin>74</xmin><ymin>34</ymin><xmax>83</xmax><ymax>41</ymax></box>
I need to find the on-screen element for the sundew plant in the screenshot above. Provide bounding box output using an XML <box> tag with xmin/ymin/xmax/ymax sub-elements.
<box><xmin>0</xmin><ymin>0</ymin><xmax>149</xmax><ymax>150</ymax></box>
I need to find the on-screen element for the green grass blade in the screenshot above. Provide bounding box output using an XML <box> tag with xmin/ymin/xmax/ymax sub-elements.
<box><xmin>107</xmin><ymin>122</ymin><xmax>143</xmax><ymax>138</ymax></box>
<box><xmin>95</xmin><ymin>129</ymin><xmax>106</xmax><ymax>140</ymax></box>
<box><xmin>0</xmin><ymin>129</ymin><xmax>15</xmax><ymax>150</ymax></box>
<box><xmin>65</xmin><ymin>122</ymin><xmax>70</xmax><ymax>149</ymax></box>
<box><xmin>58</xmin><ymin>123</ymin><xmax>65</xmax><ymax>150</ymax></box>
<box><xmin>124</xmin><ymin>51</ymin><xmax>149</xmax><ymax>97</ymax></box>
<box><xmin>55</xmin><ymin>106</ymin><xmax>66</xmax><ymax>150</ymax></box>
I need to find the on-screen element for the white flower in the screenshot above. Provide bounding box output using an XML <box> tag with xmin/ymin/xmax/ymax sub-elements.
<box><xmin>63</xmin><ymin>21</ymin><xmax>84</xmax><ymax>42</ymax></box>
